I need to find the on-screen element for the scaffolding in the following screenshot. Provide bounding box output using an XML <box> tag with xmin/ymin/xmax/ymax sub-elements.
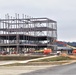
<box><xmin>0</xmin><ymin>14</ymin><xmax>57</xmax><ymax>54</ymax></box>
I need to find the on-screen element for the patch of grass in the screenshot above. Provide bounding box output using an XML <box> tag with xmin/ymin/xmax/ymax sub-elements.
<box><xmin>32</xmin><ymin>56</ymin><xmax>72</xmax><ymax>62</ymax></box>
<box><xmin>1</xmin><ymin>56</ymin><xmax>74</xmax><ymax>66</ymax></box>
<box><xmin>2</xmin><ymin>61</ymin><xmax>69</xmax><ymax>66</ymax></box>
<box><xmin>0</xmin><ymin>56</ymin><xmax>42</xmax><ymax>60</ymax></box>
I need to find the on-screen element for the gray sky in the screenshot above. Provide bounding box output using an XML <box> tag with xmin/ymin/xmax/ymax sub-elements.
<box><xmin>0</xmin><ymin>0</ymin><xmax>76</xmax><ymax>42</ymax></box>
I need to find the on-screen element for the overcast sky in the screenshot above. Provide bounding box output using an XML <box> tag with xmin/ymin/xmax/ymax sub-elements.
<box><xmin>0</xmin><ymin>0</ymin><xmax>76</xmax><ymax>42</ymax></box>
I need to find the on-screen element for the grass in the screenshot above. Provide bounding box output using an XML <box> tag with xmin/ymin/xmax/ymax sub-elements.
<box><xmin>1</xmin><ymin>56</ymin><xmax>74</xmax><ymax>66</ymax></box>
<box><xmin>0</xmin><ymin>55</ymin><xmax>43</xmax><ymax>60</ymax></box>
<box><xmin>2</xmin><ymin>61</ymin><xmax>69</xmax><ymax>66</ymax></box>
<box><xmin>32</xmin><ymin>56</ymin><xmax>73</xmax><ymax>62</ymax></box>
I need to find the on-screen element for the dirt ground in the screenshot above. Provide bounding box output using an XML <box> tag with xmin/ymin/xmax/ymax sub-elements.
<box><xmin>0</xmin><ymin>55</ymin><xmax>76</xmax><ymax>75</ymax></box>
<box><xmin>0</xmin><ymin>65</ymin><xmax>55</xmax><ymax>75</ymax></box>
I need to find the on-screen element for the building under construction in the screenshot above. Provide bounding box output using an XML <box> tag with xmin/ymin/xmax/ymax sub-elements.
<box><xmin>0</xmin><ymin>14</ymin><xmax>57</xmax><ymax>54</ymax></box>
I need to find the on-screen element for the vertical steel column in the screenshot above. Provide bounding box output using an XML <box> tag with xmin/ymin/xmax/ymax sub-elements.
<box><xmin>35</xmin><ymin>18</ymin><xmax>38</xmax><ymax>50</ymax></box>
<box><xmin>53</xmin><ymin>22</ymin><xmax>57</xmax><ymax>51</ymax></box>
<box><xmin>51</xmin><ymin>23</ymin><xmax>54</xmax><ymax>50</ymax></box>
<box><xmin>46</xmin><ymin>20</ymin><xmax>49</xmax><ymax>49</ymax></box>
<box><xmin>5</xmin><ymin>15</ymin><xmax>6</xmax><ymax>52</ymax></box>
<box><xmin>28</xmin><ymin>15</ymin><xmax>30</xmax><ymax>50</ymax></box>
<box><xmin>3</xmin><ymin>17</ymin><xmax>4</xmax><ymax>45</ymax></box>
<box><xmin>29</xmin><ymin>16</ymin><xmax>31</xmax><ymax>50</ymax></box>
<box><xmin>0</xmin><ymin>16</ymin><xmax>1</xmax><ymax>52</ymax></box>
<box><xmin>16</xmin><ymin>34</ymin><xmax>19</xmax><ymax>54</ymax></box>
<box><xmin>25</xmin><ymin>15</ymin><xmax>27</xmax><ymax>51</ymax></box>
<box><xmin>55</xmin><ymin>22</ymin><xmax>57</xmax><ymax>40</ymax></box>
<box><xmin>18</xmin><ymin>14</ymin><xmax>20</xmax><ymax>53</ymax></box>
<box><xmin>7</xmin><ymin>14</ymin><xmax>10</xmax><ymax>53</ymax></box>
<box><xmin>23</xmin><ymin>14</ymin><xmax>25</xmax><ymax>52</ymax></box>
<box><xmin>15</xmin><ymin>13</ymin><xmax>19</xmax><ymax>54</ymax></box>
<box><xmin>33</xmin><ymin>18</ymin><xmax>35</xmax><ymax>50</ymax></box>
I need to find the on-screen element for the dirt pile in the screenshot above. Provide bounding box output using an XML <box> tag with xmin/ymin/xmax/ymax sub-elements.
<box><xmin>60</xmin><ymin>53</ymin><xmax>68</xmax><ymax>57</ymax></box>
<box><xmin>68</xmin><ymin>55</ymin><xmax>76</xmax><ymax>59</ymax></box>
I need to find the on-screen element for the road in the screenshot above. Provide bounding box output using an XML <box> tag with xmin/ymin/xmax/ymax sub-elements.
<box><xmin>20</xmin><ymin>63</ymin><xmax>76</xmax><ymax>75</ymax></box>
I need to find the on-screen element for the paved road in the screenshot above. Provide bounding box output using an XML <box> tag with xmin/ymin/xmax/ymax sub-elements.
<box><xmin>20</xmin><ymin>63</ymin><xmax>76</xmax><ymax>75</ymax></box>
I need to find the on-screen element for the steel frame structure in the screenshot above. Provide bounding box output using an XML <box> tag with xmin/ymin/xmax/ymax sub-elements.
<box><xmin>0</xmin><ymin>14</ymin><xmax>57</xmax><ymax>54</ymax></box>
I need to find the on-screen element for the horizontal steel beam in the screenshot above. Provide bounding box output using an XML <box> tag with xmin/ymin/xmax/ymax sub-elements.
<box><xmin>0</xmin><ymin>27</ymin><xmax>56</xmax><ymax>32</ymax></box>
